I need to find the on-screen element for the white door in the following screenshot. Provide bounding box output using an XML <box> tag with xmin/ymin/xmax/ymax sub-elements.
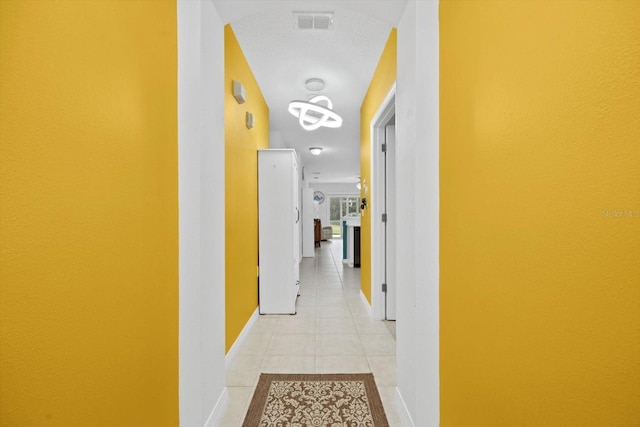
<box><xmin>371</xmin><ymin>85</ymin><xmax>396</xmax><ymax>321</ymax></box>
<box><xmin>384</xmin><ymin>125</ymin><xmax>396</xmax><ymax>320</ymax></box>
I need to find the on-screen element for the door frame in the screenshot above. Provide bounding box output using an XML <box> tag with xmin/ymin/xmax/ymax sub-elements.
<box><xmin>370</xmin><ymin>83</ymin><xmax>396</xmax><ymax>320</ymax></box>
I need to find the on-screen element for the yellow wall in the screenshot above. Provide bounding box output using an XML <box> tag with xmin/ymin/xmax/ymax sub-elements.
<box><xmin>0</xmin><ymin>1</ymin><xmax>178</xmax><ymax>425</ymax></box>
<box><xmin>360</xmin><ymin>29</ymin><xmax>397</xmax><ymax>303</ymax></box>
<box><xmin>224</xmin><ymin>25</ymin><xmax>270</xmax><ymax>353</ymax></box>
<box><xmin>440</xmin><ymin>1</ymin><xmax>640</xmax><ymax>425</ymax></box>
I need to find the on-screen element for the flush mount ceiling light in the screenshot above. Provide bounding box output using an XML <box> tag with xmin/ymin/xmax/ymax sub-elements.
<box><xmin>288</xmin><ymin>95</ymin><xmax>343</xmax><ymax>131</ymax></box>
<box><xmin>305</xmin><ymin>78</ymin><xmax>325</xmax><ymax>92</ymax></box>
<box><xmin>309</xmin><ymin>147</ymin><xmax>323</xmax><ymax>156</ymax></box>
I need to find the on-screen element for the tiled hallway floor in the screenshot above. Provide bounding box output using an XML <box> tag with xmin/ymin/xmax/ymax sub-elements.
<box><xmin>219</xmin><ymin>239</ymin><xmax>401</xmax><ymax>426</ymax></box>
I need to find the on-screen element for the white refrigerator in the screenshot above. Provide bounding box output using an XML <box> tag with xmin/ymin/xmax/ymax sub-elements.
<box><xmin>258</xmin><ymin>149</ymin><xmax>300</xmax><ymax>314</ymax></box>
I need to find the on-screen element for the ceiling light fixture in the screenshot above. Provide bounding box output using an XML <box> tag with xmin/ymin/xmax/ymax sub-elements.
<box><xmin>288</xmin><ymin>95</ymin><xmax>343</xmax><ymax>131</ymax></box>
<box><xmin>305</xmin><ymin>78</ymin><xmax>325</xmax><ymax>91</ymax></box>
<box><xmin>309</xmin><ymin>147</ymin><xmax>323</xmax><ymax>156</ymax></box>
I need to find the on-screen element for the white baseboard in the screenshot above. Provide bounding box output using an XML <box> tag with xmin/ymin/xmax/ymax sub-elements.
<box><xmin>204</xmin><ymin>387</ymin><xmax>228</xmax><ymax>427</ymax></box>
<box><xmin>359</xmin><ymin>290</ymin><xmax>372</xmax><ymax>317</ymax></box>
<box><xmin>395</xmin><ymin>387</ymin><xmax>415</xmax><ymax>427</ymax></box>
<box><xmin>225</xmin><ymin>307</ymin><xmax>259</xmax><ymax>369</ymax></box>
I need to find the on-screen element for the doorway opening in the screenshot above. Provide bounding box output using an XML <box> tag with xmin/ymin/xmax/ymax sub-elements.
<box><xmin>370</xmin><ymin>84</ymin><xmax>396</xmax><ymax>321</ymax></box>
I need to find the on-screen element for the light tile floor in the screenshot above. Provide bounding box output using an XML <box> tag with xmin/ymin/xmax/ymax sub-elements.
<box><xmin>218</xmin><ymin>239</ymin><xmax>401</xmax><ymax>426</ymax></box>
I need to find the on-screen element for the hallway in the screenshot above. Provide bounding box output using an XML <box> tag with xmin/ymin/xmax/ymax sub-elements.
<box><xmin>220</xmin><ymin>239</ymin><xmax>400</xmax><ymax>426</ymax></box>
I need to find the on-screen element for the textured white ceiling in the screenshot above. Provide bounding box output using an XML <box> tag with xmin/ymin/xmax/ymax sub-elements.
<box><xmin>213</xmin><ymin>0</ymin><xmax>408</xmax><ymax>183</ymax></box>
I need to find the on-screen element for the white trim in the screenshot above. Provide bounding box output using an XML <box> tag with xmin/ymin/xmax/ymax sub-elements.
<box><xmin>179</xmin><ymin>1</ymin><xmax>227</xmax><ymax>424</ymax></box>
<box><xmin>359</xmin><ymin>290</ymin><xmax>373</xmax><ymax>317</ymax></box>
<box><xmin>395</xmin><ymin>387</ymin><xmax>416</xmax><ymax>427</ymax></box>
<box><xmin>204</xmin><ymin>387</ymin><xmax>228</xmax><ymax>427</ymax></box>
<box><xmin>370</xmin><ymin>83</ymin><xmax>397</xmax><ymax>321</ymax></box>
<box><xmin>395</xmin><ymin>2</ymin><xmax>440</xmax><ymax>424</ymax></box>
<box><xmin>225</xmin><ymin>307</ymin><xmax>260</xmax><ymax>368</ymax></box>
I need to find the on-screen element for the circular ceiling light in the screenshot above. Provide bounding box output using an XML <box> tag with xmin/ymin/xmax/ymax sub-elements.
<box><xmin>305</xmin><ymin>78</ymin><xmax>325</xmax><ymax>91</ymax></box>
<box><xmin>288</xmin><ymin>95</ymin><xmax>343</xmax><ymax>131</ymax></box>
<box><xmin>309</xmin><ymin>147</ymin><xmax>323</xmax><ymax>156</ymax></box>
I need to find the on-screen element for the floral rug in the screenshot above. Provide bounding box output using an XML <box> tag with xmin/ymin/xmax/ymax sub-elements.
<box><xmin>242</xmin><ymin>373</ymin><xmax>389</xmax><ymax>427</ymax></box>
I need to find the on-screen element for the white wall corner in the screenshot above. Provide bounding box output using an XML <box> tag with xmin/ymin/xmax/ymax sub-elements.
<box><xmin>178</xmin><ymin>1</ymin><xmax>226</xmax><ymax>426</ymax></box>
<box><xmin>203</xmin><ymin>387</ymin><xmax>228</xmax><ymax>427</ymax></box>
<box><xmin>412</xmin><ymin>0</ymin><xmax>440</xmax><ymax>425</ymax></box>
<box><xmin>178</xmin><ymin>0</ymin><xmax>204</xmax><ymax>423</ymax></box>
<box><xmin>395</xmin><ymin>0</ymin><xmax>440</xmax><ymax>426</ymax></box>
<box><xmin>395</xmin><ymin>387</ymin><xmax>416</xmax><ymax>427</ymax></box>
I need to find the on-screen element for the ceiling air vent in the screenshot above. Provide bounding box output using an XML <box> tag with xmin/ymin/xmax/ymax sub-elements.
<box><xmin>293</xmin><ymin>12</ymin><xmax>334</xmax><ymax>30</ymax></box>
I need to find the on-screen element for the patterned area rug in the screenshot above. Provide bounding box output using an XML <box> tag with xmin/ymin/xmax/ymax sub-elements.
<box><xmin>243</xmin><ymin>373</ymin><xmax>389</xmax><ymax>426</ymax></box>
